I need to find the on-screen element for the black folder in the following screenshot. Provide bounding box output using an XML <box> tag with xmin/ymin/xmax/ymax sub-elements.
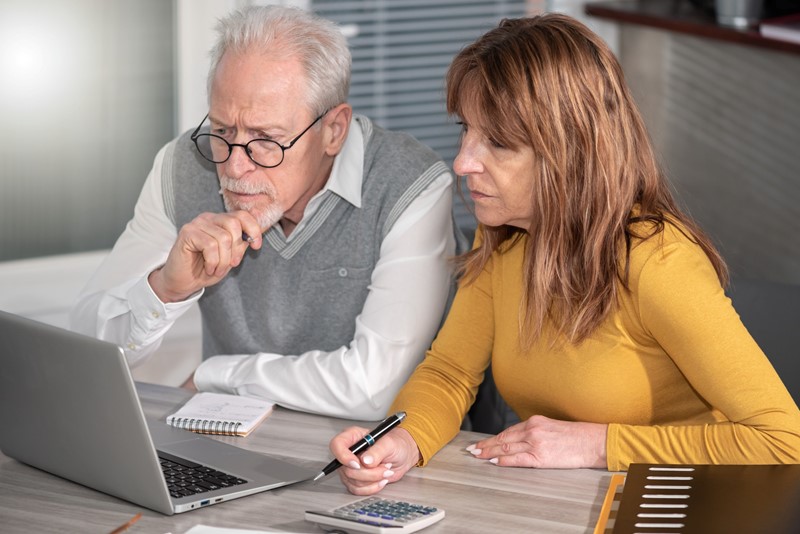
<box><xmin>608</xmin><ymin>463</ymin><xmax>800</xmax><ymax>533</ymax></box>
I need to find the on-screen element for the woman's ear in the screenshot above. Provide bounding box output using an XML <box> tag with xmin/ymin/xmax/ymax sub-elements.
<box><xmin>323</xmin><ymin>103</ymin><xmax>353</xmax><ymax>157</ymax></box>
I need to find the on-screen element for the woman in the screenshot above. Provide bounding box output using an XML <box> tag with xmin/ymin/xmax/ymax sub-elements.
<box><xmin>330</xmin><ymin>13</ymin><xmax>800</xmax><ymax>495</ymax></box>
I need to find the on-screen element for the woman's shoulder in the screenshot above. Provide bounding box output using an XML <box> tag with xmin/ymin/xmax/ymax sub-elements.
<box><xmin>629</xmin><ymin>215</ymin><xmax>694</xmax><ymax>245</ymax></box>
<box><xmin>626</xmin><ymin>216</ymin><xmax>707</xmax><ymax>281</ymax></box>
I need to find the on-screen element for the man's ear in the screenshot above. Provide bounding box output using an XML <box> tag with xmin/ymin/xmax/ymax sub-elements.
<box><xmin>323</xmin><ymin>103</ymin><xmax>353</xmax><ymax>157</ymax></box>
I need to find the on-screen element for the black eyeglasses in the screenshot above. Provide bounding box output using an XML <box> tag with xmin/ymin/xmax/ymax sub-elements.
<box><xmin>190</xmin><ymin>111</ymin><xmax>326</xmax><ymax>168</ymax></box>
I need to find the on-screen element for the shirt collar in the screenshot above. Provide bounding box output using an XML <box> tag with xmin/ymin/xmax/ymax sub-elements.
<box><xmin>323</xmin><ymin>115</ymin><xmax>363</xmax><ymax>209</ymax></box>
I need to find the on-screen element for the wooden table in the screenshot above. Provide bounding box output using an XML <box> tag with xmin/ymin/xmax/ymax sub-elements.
<box><xmin>0</xmin><ymin>382</ymin><xmax>611</xmax><ymax>533</ymax></box>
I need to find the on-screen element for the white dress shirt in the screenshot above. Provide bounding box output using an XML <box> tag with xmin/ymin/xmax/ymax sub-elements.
<box><xmin>71</xmin><ymin>118</ymin><xmax>456</xmax><ymax>420</ymax></box>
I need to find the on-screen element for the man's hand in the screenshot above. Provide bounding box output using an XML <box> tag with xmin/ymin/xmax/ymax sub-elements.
<box><xmin>466</xmin><ymin>415</ymin><xmax>608</xmax><ymax>469</ymax></box>
<box><xmin>329</xmin><ymin>427</ymin><xmax>421</xmax><ymax>495</ymax></box>
<box><xmin>181</xmin><ymin>373</ymin><xmax>197</xmax><ymax>392</ymax></box>
<box><xmin>149</xmin><ymin>211</ymin><xmax>263</xmax><ymax>302</ymax></box>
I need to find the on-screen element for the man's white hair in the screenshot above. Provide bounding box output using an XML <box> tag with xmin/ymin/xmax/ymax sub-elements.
<box><xmin>207</xmin><ymin>5</ymin><xmax>351</xmax><ymax>115</ymax></box>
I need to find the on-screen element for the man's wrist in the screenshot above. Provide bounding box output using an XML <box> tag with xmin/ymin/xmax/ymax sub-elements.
<box><xmin>147</xmin><ymin>266</ymin><xmax>188</xmax><ymax>303</ymax></box>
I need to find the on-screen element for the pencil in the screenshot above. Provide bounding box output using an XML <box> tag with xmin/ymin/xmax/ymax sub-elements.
<box><xmin>109</xmin><ymin>512</ymin><xmax>142</xmax><ymax>534</ymax></box>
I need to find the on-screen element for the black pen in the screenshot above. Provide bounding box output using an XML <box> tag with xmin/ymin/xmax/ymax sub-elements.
<box><xmin>313</xmin><ymin>411</ymin><xmax>406</xmax><ymax>482</ymax></box>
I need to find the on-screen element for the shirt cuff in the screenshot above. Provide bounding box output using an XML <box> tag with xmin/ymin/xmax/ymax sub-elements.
<box><xmin>193</xmin><ymin>355</ymin><xmax>244</xmax><ymax>393</ymax></box>
<box><xmin>194</xmin><ymin>353</ymin><xmax>285</xmax><ymax>396</ymax></box>
<box><xmin>123</xmin><ymin>274</ymin><xmax>201</xmax><ymax>352</ymax></box>
<box><xmin>194</xmin><ymin>353</ymin><xmax>282</xmax><ymax>398</ymax></box>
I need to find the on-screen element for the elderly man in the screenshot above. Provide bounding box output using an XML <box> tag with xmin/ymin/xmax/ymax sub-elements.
<box><xmin>71</xmin><ymin>6</ymin><xmax>461</xmax><ymax>421</ymax></box>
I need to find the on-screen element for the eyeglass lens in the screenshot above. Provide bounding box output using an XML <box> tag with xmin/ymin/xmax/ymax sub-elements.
<box><xmin>196</xmin><ymin>136</ymin><xmax>286</xmax><ymax>168</ymax></box>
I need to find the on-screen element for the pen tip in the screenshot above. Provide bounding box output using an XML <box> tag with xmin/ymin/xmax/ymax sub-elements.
<box><xmin>312</xmin><ymin>471</ymin><xmax>325</xmax><ymax>482</ymax></box>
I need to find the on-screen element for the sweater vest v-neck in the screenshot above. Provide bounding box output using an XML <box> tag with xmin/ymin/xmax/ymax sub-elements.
<box><xmin>162</xmin><ymin>115</ymin><xmax>448</xmax><ymax>357</ymax></box>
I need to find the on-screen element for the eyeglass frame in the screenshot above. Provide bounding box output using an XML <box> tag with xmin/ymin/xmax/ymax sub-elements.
<box><xmin>190</xmin><ymin>110</ymin><xmax>328</xmax><ymax>169</ymax></box>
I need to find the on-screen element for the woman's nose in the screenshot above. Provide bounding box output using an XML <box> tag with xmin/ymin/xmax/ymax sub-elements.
<box><xmin>453</xmin><ymin>135</ymin><xmax>483</xmax><ymax>176</ymax></box>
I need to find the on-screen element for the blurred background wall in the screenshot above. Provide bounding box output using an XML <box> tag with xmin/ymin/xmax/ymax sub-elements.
<box><xmin>0</xmin><ymin>0</ymin><xmax>541</xmax><ymax>264</ymax></box>
<box><xmin>0</xmin><ymin>0</ymin><xmax>174</xmax><ymax>261</ymax></box>
<box><xmin>0</xmin><ymin>0</ymin><xmax>797</xmax><ymax>287</ymax></box>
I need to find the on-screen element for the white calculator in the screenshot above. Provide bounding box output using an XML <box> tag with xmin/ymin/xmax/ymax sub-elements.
<box><xmin>305</xmin><ymin>496</ymin><xmax>445</xmax><ymax>533</ymax></box>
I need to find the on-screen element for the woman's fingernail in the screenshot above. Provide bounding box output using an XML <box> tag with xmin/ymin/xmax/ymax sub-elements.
<box><xmin>362</xmin><ymin>455</ymin><xmax>373</xmax><ymax>465</ymax></box>
<box><xmin>384</xmin><ymin>463</ymin><xmax>393</xmax><ymax>469</ymax></box>
<box><xmin>465</xmin><ymin>444</ymin><xmax>475</xmax><ymax>452</ymax></box>
<box><xmin>489</xmin><ymin>457</ymin><xmax>498</xmax><ymax>464</ymax></box>
<box><xmin>348</xmin><ymin>461</ymin><xmax>361</xmax><ymax>469</ymax></box>
<box><xmin>378</xmin><ymin>479</ymin><xmax>389</xmax><ymax>488</ymax></box>
<box><xmin>383</xmin><ymin>470</ymin><xmax>394</xmax><ymax>478</ymax></box>
<box><xmin>469</xmin><ymin>447</ymin><xmax>481</xmax><ymax>456</ymax></box>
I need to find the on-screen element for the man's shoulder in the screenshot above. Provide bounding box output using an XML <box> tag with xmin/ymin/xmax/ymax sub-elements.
<box><xmin>359</xmin><ymin>116</ymin><xmax>444</xmax><ymax>172</ymax></box>
<box><xmin>166</xmin><ymin>127</ymin><xmax>217</xmax><ymax>176</ymax></box>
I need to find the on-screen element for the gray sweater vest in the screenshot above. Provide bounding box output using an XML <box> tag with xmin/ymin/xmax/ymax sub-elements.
<box><xmin>162</xmin><ymin>116</ymin><xmax>450</xmax><ymax>358</ymax></box>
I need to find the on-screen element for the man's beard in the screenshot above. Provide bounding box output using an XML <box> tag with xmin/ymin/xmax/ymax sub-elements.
<box><xmin>218</xmin><ymin>175</ymin><xmax>284</xmax><ymax>232</ymax></box>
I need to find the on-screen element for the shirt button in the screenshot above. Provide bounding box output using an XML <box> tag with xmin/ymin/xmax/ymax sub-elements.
<box><xmin>338</xmin><ymin>268</ymin><xmax>348</xmax><ymax>277</ymax></box>
<box><xmin>127</xmin><ymin>343</ymin><xmax>136</xmax><ymax>350</ymax></box>
<box><xmin>151</xmin><ymin>311</ymin><xmax>160</xmax><ymax>319</ymax></box>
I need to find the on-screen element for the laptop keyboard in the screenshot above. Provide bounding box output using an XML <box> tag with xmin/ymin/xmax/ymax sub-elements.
<box><xmin>158</xmin><ymin>450</ymin><xmax>248</xmax><ymax>499</ymax></box>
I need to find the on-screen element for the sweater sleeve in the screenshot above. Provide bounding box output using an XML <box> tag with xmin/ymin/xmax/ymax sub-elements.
<box><xmin>389</xmin><ymin>234</ymin><xmax>496</xmax><ymax>465</ymax></box>
<box><xmin>607</xmin><ymin>240</ymin><xmax>800</xmax><ymax>470</ymax></box>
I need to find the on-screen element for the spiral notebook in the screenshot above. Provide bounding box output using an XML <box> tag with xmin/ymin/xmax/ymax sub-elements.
<box><xmin>167</xmin><ymin>392</ymin><xmax>275</xmax><ymax>437</ymax></box>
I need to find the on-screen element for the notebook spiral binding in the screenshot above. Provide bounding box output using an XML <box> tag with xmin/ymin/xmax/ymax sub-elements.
<box><xmin>170</xmin><ymin>417</ymin><xmax>243</xmax><ymax>436</ymax></box>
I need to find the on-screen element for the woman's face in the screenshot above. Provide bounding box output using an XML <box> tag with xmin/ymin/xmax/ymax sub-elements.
<box><xmin>453</xmin><ymin>118</ymin><xmax>536</xmax><ymax>232</ymax></box>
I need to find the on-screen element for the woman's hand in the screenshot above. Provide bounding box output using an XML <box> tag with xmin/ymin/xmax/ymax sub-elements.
<box><xmin>329</xmin><ymin>427</ymin><xmax>421</xmax><ymax>495</ymax></box>
<box><xmin>466</xmin><ymin>415</ymin><xmax>607</xmax><ymax>469</ymax></box>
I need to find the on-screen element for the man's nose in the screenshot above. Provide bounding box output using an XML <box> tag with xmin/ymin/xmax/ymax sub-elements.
<box><xmin>222</xmin><ymin>144</ymin><xmax>257</xmax><ymax>177</ymax></box>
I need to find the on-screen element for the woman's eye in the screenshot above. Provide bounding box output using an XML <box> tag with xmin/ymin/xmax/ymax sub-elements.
<box><xmin>456</xmin><ymin>120</ymin><xmax>505</xmax><ymax>149</ymax></box>
<box><xmin>455</xmin><ymin>122</ymin><xmax>468</xmax><ymax>144</ymax></box>
<box><xmin>489</xmin><ymin>137</ymin><xmax>506</xmax><ymax>149</ymax></box>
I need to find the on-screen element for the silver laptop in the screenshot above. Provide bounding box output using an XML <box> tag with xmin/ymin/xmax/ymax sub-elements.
<box><xmin>0</xmin><ymin>310</ymin><xmax>316</xmax><ymax>514</ymax></box>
